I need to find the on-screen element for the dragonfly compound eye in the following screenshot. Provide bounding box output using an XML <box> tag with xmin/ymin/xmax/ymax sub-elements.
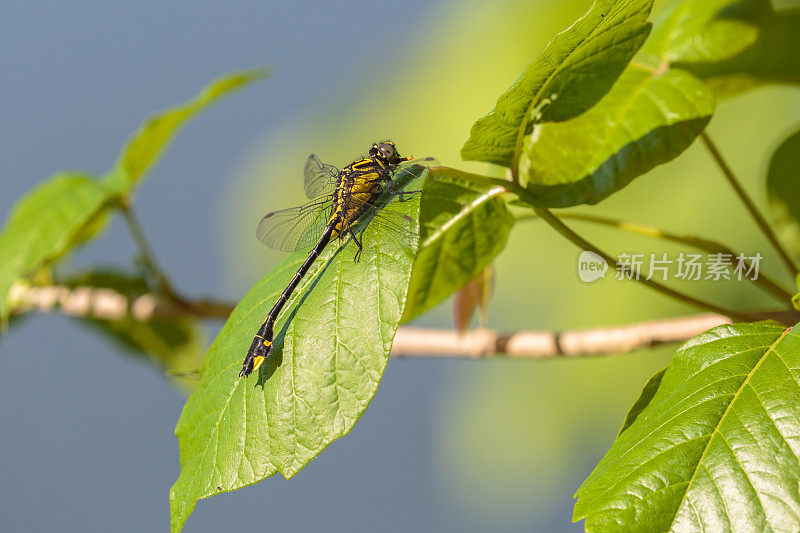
<box><xmin>377</xmin><ymin>142</ymin><xmax>398</xmax><ymax>161</ymax></box>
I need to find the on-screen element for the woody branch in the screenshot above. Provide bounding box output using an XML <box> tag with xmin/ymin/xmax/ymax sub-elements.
<box><xmin>9</xmin><ymin>282</ymin><xmax>799</xmax><ymax>359</ymax></box>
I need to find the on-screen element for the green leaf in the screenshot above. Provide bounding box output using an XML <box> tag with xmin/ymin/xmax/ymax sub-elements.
<box><xmin>105</xmin><ymin>68</ymin><xmax>268</xmax><ymax>196</ymax></box>
<box><xmin>402</xmin><ymin>168</ymin><xmax>513</xmax><ymax>322</ymax></box>
<box><xmin>766</xmin><ymin>127</ymin><xmax>800</xmax><ymax>263</ymax></box>
<box><xmin>65</xmin><ymin>270</ymin><xmax>203</xmax><ymax>390</ymax></box>
<box><xmin>517</xmin><ymin>65</ymin><xmax>714</xmax><ymax>207</ymax></box>
<box><xmin>0</xmin><ymin>173</ymin><xmax>111</xmax><ymax>320</ymax></box>
<box><xmin>617</xmin><ymin>366</ymin><xmax>666</xmax><ymax>436</ymax></box>
<box><xmin>680</xmin><ymin>9</ymin><xmax>800</xmax><ymax>98</ymax></box>
<box><xmin>1</xmin><ymin>69</ymin><xmax>268</xmax><ymax>323</ymax></box>
<box><xmin>575</xmin><ymin>321</ymin><xmax>800</xmax><ymax>531</ymax></box>
<box><xmin>644</xmin><ymin>0</ymin><xmax>771</xmax><ymax>64</ymax></box>
<box><xmin>461</xmin><ymin>0</ymin><xmax>653</xmax><ymax>168</ymax></box>
<box><xmin>169</xmin><ymin>168</ymin><xmax>427</xmax><ymax>533</ymax></box>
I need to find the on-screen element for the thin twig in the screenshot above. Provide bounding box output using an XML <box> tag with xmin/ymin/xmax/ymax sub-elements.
<box><xmin>515</xmin><ymin>211</ymin><xmax>794</xmax><ymax>303</ymax></box>
<box><xmin>120</xmin><ymin>205</ymin><xmax>180</xmax><ymax>299</ymax></box>
<box><xmin>532</xmin><ymin>207</ymin><xmax>755</xmax><ymax>321</ymax></box>
<box><xmin>700</xmin><ymin>131</ymin><xmax>799</xmax><ymax>277</ymax></box>
<box><xmin>427</xmin><ymin>167</ymin><xmax>783</xmax><ymax>321</ymax></box>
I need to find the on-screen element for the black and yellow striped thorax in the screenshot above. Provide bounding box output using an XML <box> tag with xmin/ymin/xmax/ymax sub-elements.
<box><xmin>327</xmin><ymin>156</ymin><xmax>391</xmax><ymax>235</ymax></box>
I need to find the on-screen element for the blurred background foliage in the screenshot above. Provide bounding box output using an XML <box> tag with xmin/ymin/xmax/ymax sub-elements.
<box><xmin>2</xmin><ymin>0</ymin><xmax>799</xmax><ymax>530</ymax></box>
<box><xmin>223</xmin><ymin>0</ymin><xmax>800</xmax><ymax>527</ymax></box>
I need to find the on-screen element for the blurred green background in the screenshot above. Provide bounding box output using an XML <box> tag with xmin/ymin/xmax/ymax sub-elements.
<box><xmin>2</xmin><ymin>0</ymin><xmax>799</xmax><ymax>531</ymax></box>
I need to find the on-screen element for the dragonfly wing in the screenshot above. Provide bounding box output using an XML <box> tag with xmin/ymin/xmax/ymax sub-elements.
<box><xmin>304</xmin><ymin>154</ymin><xmax>339</xmax><ymax>199</ymax></box>
<box><xmin>256</xmin><ymin>197</ymin><xmax>333</xmax><ymax>252</ymax></box>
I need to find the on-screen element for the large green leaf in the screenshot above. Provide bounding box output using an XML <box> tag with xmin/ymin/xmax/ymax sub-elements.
<box><xmin>461</xmin><ymin>0</ymin><xmax>652</xmax><ymax>168</ymax></box>
<box><xmin>0</xmin><ymin>173</ymin><xmax>111</xmax><ymax>320</ymax></box>
<box><xmin>766</xmin><ymin>127</ymin><xmax>800</xmax><ymax>262</ymax></box>
<box><xmin>575</xmin><ymin>321</ymin><xmax>800</xmax><ymax>531</ymax></box>
<box><xmin>644</xmin><ymin>0</ymin><xmax>770</xmax><ymax>64</ymax></box>
<box><xmin>402</xmin><ymin>168</ymin><xmax>513</xmax><ymax>322</ymax></box>
<box><xmin>517</xmin><ymin>65</ymin><xmax>714</xmax><ymax>207</ymax></box>
<box><xmin>105</xmin><ymin>68</ymin><xmax>268</xmax><ymax>197</ymax></box>
<box><xmin>65</xmin><ymin>270</ymin><xmax>204</xmax><ymax>390</ymax></box>
<box><xmin>169</xmin><ymin>168</ymin><xmax>427</xmax><ymax>533</ymax></box>
<box><xmin>680</xmin><ymin>9</ymin><xmax>800</xmax><ymax>98</ymax></box>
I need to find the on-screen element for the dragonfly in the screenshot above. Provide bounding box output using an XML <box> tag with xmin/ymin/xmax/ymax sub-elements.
<box><xmin>239</xmin><ymin>141</ymin><xmax>434</xmax><ymax>378</ymax></box>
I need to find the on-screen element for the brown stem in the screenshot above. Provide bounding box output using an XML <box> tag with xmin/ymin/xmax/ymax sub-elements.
<box><xmin>120</xmin><ymin>205</ymin><xmax>181</xmax><ymax>299</ymax></box>
<box><xmin>9</xmin><ymin>284</ymin><xmax>799</xmax><ymax>361</ymax></box>
<box><xmin>532</xmin><ymin>206</ymin><xmax>755</xmax><ymax>321</ymax></box>
<box><xmin>700</xmin><ymin>132</ymin><xmax>799</xmax><ymax>277</ymax></box>
<box><xmin>515</xmin><ymin>211</ymin><xmax>794</xmax><ymax>303</ymax></box>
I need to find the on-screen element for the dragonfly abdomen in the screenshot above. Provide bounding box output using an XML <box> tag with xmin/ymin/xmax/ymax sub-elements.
<box><xmin>239</xmin><ymin>223</ymin><xmax>337</xmax><ymax>377</ymax></box>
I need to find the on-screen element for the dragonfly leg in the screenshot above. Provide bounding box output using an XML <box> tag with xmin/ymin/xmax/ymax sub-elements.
<box><xmin>396</xmin><ymin>189</ymin><xmax>422</xmax><ymax>201</ymax></box>
<box><xmin>386</xmin><ymin>179</ymin><xmax>422</xmax><ymax>202</ymax></box>
<box><xmin>349</xmin><ymin>228</ymin><xmax>363</xmax><ymax>262</ymax></box>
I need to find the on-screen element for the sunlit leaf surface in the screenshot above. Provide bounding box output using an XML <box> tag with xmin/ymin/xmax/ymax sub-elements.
<box><xmin>461</xmin><ymin>0</ymin><xmax>652</xmax><ymax>168</ymax></box>
<box><xmin>644</xmin><ymin>0</ymin><xmax>770</xmax><ymax>64</ymax></box>
<box><xmin>403</xmin><ymin>168</ymin><xmax>512</xmax><ymax>322</ymax></box>
<box><xmin>575</xmin><ymin>322</ymin><xmax>800</xmax><ymax>531</ymax></box>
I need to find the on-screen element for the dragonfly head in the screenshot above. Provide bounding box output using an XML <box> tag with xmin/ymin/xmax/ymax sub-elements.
<box><xmin>370</xmin><ymin>140</ymin><xmax>411</xmax><ymax>165</ymax></box>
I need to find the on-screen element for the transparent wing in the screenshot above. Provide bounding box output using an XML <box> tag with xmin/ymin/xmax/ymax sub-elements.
<box><xmin>304</xmin><ymin>154</ymin><xmax>339</xmax><ymax>199</ymax></box>
<box><xmin>256</xmin><ymin>197</ymin><xmax>333</xmax><ymax>252</ymax></box>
